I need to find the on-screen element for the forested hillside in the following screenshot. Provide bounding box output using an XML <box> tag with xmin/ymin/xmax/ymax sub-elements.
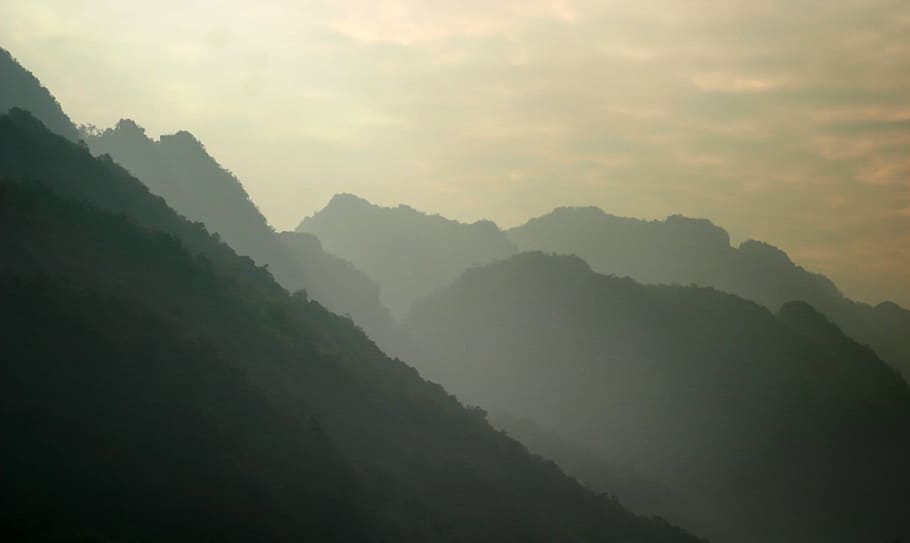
<box><xmin>402</xmin><ymin>252</ymin><xmax>910</xmax><ymax>543</ymax></box>
<box><xmin>0</xmin><ymin>108</ymin><xmax>703</xmax><ymax>543</ymax></box>
<box><xmin>81</xmin><ymin>120</ymin><xmax>395</xmax><ymax>344</ymax></box>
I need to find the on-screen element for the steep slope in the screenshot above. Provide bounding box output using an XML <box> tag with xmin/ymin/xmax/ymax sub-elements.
<box><xmin>0</xmin><ymin>47</ymin><xmax>79</xmax><ymax>141</ymax></box>
<box><xmin>486</xmin><ymin>409</ymin><xmax>700</xmax><ymax>533</ymax></box>
<box><xmin>0</xmin><ymin>109</ymin><xmax>703</xmax><ymax>543</ymax></box>
<box><xmin>0</xmin><ymin>275</ymin><xmax>368</xmax><ymax>543</ymax></box>
<box><xmin>402</xmin><ymin>252</ymin><xmax>910</xmax><ymax>543</ymax></box>
<box><xmin>297</xmin><ymin>194</ymin><xmax>517</xmax><ymax>315</ymax></box>
<box><xmin>509</xmin><ymin>207</ymin><xmax>910</xmax><ymax>378</ymax></box>
<box><xmin>278</xmin><ymin>231</ymin><xmax>394</xmax><ymax>343</ymax></box>
<box><xmin>80</xmin><ymin>119</ymin><xmax>393</xmax><ymax>343</ymax></box>
<box><xmin>80</xmin><ymin>120</ymin><xmax>294</xmax><ymax>281</ymax></box>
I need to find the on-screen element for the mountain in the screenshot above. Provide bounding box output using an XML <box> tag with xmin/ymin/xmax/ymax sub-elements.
<box><xmin>0</xmin><ymin>47</ymin><xmax>393</xmax><ymax>343</ymax></box>
<box><xmin>401</xmin><ymin>251</ymin><xmax>910</xmax><ymax>543</ymax></box>
<box><xmin>297</xmin><ymin>194</ymin><xmax>517</xmax><ymax>316</ymax></box>
<box><xmin>0</xmin><ymin>274</ymin><xmax>369</xmax><ymax>543</ymax></box>
<box><xmin>508</xmin><ymin>206</ymin><xmax>910</xmax><ymax>378</ymax></box>
<box><xmin>278</xmin><ymin>230</ymin><xmax>393</xmax><ymax>343</ymax></box>
<box><xmin>80</xmin><ymin>120</ymin><xmax>297</xmax><ymax>282</ymax></box>
<box><xmin>80</xmin><ymin>119</ymin><xmax>394</xmax><ymax>345</ymax></box>
<box><xmin>0</xmin><ymin>47</ymin><xmax>79</xmax><ymax>141</ymax></box>
<box><xmin>0</xmin><ymin>108</ymin><xmax>704</xmax><ymax>542</ymax></box>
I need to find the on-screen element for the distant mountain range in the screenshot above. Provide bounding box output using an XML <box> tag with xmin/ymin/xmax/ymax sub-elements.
<box><xmin>295</xmin><ymin>193</ymin><xmax>910</xmax><ymax>381</ymax></box>
<box><xmin>508</xmin><ymin>206</ymin><xmax>910</xmax><ymax>379</ymax></box>
<box><xmin>297</xmin><ymin>193</ymin><xmax>517</xmax><ymax>316</ymax></box>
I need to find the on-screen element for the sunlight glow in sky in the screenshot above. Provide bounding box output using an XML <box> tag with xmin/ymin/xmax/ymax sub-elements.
<box><xmin>2</xmin><ymin>0</ymin><xmax>909</xmax><ymax>305</ymax></box>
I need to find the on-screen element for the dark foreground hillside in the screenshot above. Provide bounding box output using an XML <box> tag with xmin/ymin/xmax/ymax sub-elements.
<box><xmin>0</xmin><ymin>109</ymin><xmax>703</xmax><ymax>543</ymax></box>
<box><xmin>0</xmin><ymin>273</ymin><xmax>369</xmax><ymax>542</ymax></box>
<box><xmin>402</xmin><ymin>252</ymin><xmax>910</xmax><ymax>543</ymax></box>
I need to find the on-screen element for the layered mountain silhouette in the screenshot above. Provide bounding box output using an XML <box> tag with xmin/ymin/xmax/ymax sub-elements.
<box><xmin>293</xmin><ymin>195</ymin><xmax>909</xmax><ymax>388</ymax></box>
<box><xmin>297</xmin><ymin>194</ymin><xmax>517</xmax><ymax>315</ymax></box>
<box><xmin>401</xmin><ymin>252</ymin><xmax>910</xmax><ymax>543</ymax></box>
<box><xmin>80</xmin><ymin>120</ymin><xmax>395</xmax><ymax>346</ymax></box>
<box><xmin>0</xmin><ymin>47</ymin><xmax>393</xmax><ymax>346</ymax></box>
<box><xmin>509</xmin><ymin>206</ymin><xmax>910</xmax><ymax>378</ymax></box>
<box><xmin>6</xmin><ymin>42</ymin><xmax>910</xmax><ymax>543</ymax></box>
<box><xmin>0</xmin><ymin>107</ymin><xmax>704</xmax><ymax>541</ymax></box>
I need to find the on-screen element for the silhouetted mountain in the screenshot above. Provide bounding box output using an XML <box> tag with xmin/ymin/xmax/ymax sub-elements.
<box><xmin>80</xmin><ymin>121</ymin><xmax>291</xmax><ymax>276</ymax></box>
<box><xmin>0</xmin><ymin>109</ymin><xmax>703</xmax><ymax>543</ymax></box>
<box><xmin>509</xmin><ymin>206</ymin><xmax>910</xmax><ymax>378</ymax></box>
<box><xmin>0</xmin><ymin>48</ymin><xmax>79</xmax><ymax>141</ymax></box>
<box><xmin>297</xmin><ymin>194</ymin><xmax>517</xmax><ymax>315</ymax></box>
<box><xmin>0</xmin><ymin>275</ymin><xmax>369</xmax><ymax>543</ymax></box>
<box><xmin>402</xmin><ymin>251</ymin><xmax>910</xmax><ymax>543</ymax></box>
<box><xmin>79</xmin><ymin>119</ymin><xmax>394</xmax><ymax>344</ymax></box>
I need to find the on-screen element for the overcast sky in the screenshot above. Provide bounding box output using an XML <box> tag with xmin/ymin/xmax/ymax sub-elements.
<box><xmin>2</xmin><ymin>0</ymin><xmax>908</xmax><ymax>306</ymax></box>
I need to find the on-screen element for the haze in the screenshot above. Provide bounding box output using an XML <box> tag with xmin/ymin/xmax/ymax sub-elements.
<box><xmin>1</xmin><ymin>0</ymin><xmax>908</xmax><ymax>306</ymax></box>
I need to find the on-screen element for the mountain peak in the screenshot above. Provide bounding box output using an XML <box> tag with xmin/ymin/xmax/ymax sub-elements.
<box><xmin>160</xmin><ymin>129</ymin><xmax>205</xmax><ymax>149</ymax></box>
<box><xmin>114</xmin><ymin>118</ymin><xmax>145</xmax><ymax>134</ymax></box>
<box><xmin>738</xmin><ymin>239</ymin><xmax>793</xmax><ymax>265</ymax></box>
<box><xmin>778</xmin><ymin>299</ymin><xmax>853</xmax><ymax>346</ymax></box>
<box><xmin>298</xmin><ymin>194</ymin><xmax>516</xmax><ymax>315</ymax></box>
<box><xmin>664</xmin><ymin>214</ymin><xmax>731</xmax><ymax>248</ymax></box>
<box><xmin>327</xmin><ymin>192</ymin><xmax>372</xmax><ymax>209</ymax></box>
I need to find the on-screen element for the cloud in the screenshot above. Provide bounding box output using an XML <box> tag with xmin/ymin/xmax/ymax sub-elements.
<box><xmin>1</xmin><ymin>0</ymin><xmax>908</xmax><ymax>306</ymax></box>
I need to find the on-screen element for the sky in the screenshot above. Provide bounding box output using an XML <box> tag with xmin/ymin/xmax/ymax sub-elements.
<box><xmin>1</xmin><ymin>0</ymin><xmax>909</xmax><ymax>307</ymax></box>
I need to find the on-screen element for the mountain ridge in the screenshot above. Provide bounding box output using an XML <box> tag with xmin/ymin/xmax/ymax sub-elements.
<box><xmin>0</xmin><ymin>106</ymin><xmax>704</xmax><ymax>543</ymax></box>
<box><xmin>508</xmin><ymin>205</ymin><xmax>910</xmax><ymax>379</ymax></box>
<box><xmin>297</xmin><ymin>193</ymin><xmax>517</xmax><ymax>315</ymax></box>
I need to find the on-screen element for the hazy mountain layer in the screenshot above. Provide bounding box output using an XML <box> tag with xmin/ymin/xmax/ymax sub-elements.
<box><xmin>509</xmin><ymin>206</ymin><xmax>910</xmax><ymax>378</ymax></box>
<box><xmin>297</xmin><ymin>193</ymin><xmax>517</xmax><ymax>316</ymax></box>
<box><xmin>0</xmin><ymin>46</ymin><xmax>393</xmax><ymax>344</ymax></box>
<box><xmin>80</xmin><ymin>119</ymin><xmax>394</xmax><ymax>345</ymax></box>
<box><xmin>0</xmin><ymin>109</ymin><xmax>703</xmax><ymax>543</ymax></box>
<box><xmin>402</xmin><ymin>252</ymin><xmax>910</xmax><ymax>543</ymax></box>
